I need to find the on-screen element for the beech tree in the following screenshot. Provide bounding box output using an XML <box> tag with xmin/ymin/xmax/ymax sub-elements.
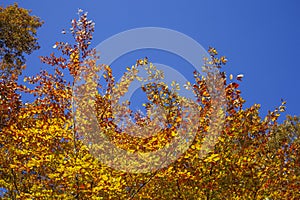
<box><xmin>0</xmin><ymin>3</ymin><xmax>43</xmax><ymax>76</ymax></box>
<box><xmin>0</xmin><ymin>9</ymin><xmax>299</xmax><ymax>200</ymax></box>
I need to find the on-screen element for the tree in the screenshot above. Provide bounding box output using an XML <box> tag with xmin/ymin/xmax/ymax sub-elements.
<box><xmin>0</xmin><ymin>3</ymin><xmax>43</xmax><ymax>77</ymax></box>
<box><xmin>0</xmin><ymin>9</ymin><xmax>299</xmax><ymax>199</ymax></box>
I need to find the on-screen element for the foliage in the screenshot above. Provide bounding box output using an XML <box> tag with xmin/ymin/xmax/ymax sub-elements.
<box><xmin>0</xmin><ymin>8</ymin><xmax>299</xmax><ymax>199</ymax></box>
<box><xmin>0</xmin><ymin>3</ymin><xmax>43</xmax><ymax>76</ymax></box>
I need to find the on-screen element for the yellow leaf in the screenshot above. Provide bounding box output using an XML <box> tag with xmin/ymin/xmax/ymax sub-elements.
<box><xmin>204</xmin><ymin>154</ymin><xmax>220</xmax><ymax>163</ymax></box>
<box><xmin>102</xmin><ymin>175</ymin><xmax>108</xmax><ymax>181</ymax></box>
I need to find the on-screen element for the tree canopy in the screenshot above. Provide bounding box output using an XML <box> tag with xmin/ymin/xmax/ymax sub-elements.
<box><xmin>0</xmin><ymin>3</ymin><xmax>43</xmax><ymax>77</ymax></box>
<box><xmin>0</xmin><ymin>6</ymin><xmax>299</xmax><ymax>200</ymax></box>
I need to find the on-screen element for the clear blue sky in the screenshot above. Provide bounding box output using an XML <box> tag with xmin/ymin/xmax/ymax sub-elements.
<box><xmin>3</xmin><ymin>0</ymin><xmax>300</xmax><ymax>120</ymax></box>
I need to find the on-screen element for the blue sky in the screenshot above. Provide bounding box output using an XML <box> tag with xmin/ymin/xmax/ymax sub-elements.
<box><xmin>2</xmin><ymin>0</ymin><xmax>300</xmax><ymax>121</ymax></box>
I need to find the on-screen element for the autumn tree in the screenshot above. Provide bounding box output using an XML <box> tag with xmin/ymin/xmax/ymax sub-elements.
<box><xmin>0</xmin><ymin>9</ymin><xmax>299</xmax><ymax>200</ymax></box>
<box><xmin>0</xmin><ymin>3</ymin><xmax>43</xmax><ymax>76</ymax></box>
<box><xmin>0</xmin><ymin>3</ymin><xmax>42</xmax><ymax>163</ymax></box>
